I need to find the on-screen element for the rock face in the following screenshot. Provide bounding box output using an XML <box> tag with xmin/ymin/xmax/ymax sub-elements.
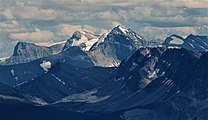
<box><xmin>0</xmin><ymin>82</ymin><xmax>25</xmax><ymax>98</ymax></box>
<box><xmin>49</xmin><ymin>47</ymin><xmax>206</xmax><ymax>117</ymax></box>
<box><xmin>3</xmin><ymin>42</ymin><xmax>65</xmax><ymax>65</ymax></box>
<box><xmin>163</xmin><ymin>34</ymin><xmax>208</xmax><ymax>52</ymax></box>
<box><xmin>49</xmin><ymin>43</ymin><xmax>65</xmax><ymax>54</ymax></box>
<box><xmin>4</xmin><ymin>42</ymin><xmax>53</xmax><ymax>65</ymax></box>
<box><xmin>165</xmin><ymin>51</ymin><xmax>208</xmax><ymax>120</ymax></box>
<box><xmin>0</xmin><ymin>46</ymin><xmax>95</xmax><ymax>86</ymax></box>
<box><xmin>89</xmin><ymin>25</ymin><xmax>146</xmax><ymax>67</ymax></box>
<box><xmin>0</xmin><ymin>61</ymin><xmax>47</xmax><ymax>86</ymax></box>
<box><xmin>95</xmin><ymin>49</ymin><xmax>207</xmax><ymax>120</ymax></box>
<box><xmin>17</xmin><ymin>62</ymin><xmax>116</xmax><ymax>102</ymax></box>
<box><xmin>83</xmin><ymin>47</ymin><xmax>199</xmax><ymax>111</ymax></box>
<box><xmin>13</xmin><ymin>42</ymin><xmax>52</xmax><ymax>57</ymax></box>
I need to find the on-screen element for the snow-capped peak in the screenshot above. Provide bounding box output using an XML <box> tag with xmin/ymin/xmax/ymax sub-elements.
<box><xmin>63</xmin><ymin>31</ymin><xmax>100</xmax><ymax>51</ymax></box>
<box><xmin>110</xmin><ymin>25</ymin><xmax>144</xmax><ymax>41</ymax></box>
<box><xmin>71</xmin><ymin>31</ymin><xmax>98</xmax><ymax>41</ymax></box>
<box><xmin>110</xmin><ymin>25</ymin><xmax>130</xmax><ymax>35</ymax></box>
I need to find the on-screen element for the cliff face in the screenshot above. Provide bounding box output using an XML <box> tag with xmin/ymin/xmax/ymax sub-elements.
<box><xmin>3</xmin><ymin>42</ymin><xmax>64</xmax><ymax>65</ymax></box>
<box><xmin>89</xmin><ymin>25</ymin><xmax>146</xmax><ymax>67</ymax></box>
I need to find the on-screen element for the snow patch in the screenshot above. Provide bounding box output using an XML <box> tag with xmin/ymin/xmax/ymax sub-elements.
<box><xmin>148</xmin><ymin>71</ymin><xmax>157</xmax><ymax>79</ymax></box>
<box><xmin>11</xmin><ymin>69</ymin><xmax>19</xmax><ymax>81</ymax></box>
<box><xmin>55</xmin><ymin>90</ymin><xmax>110</xmax><ymax>104</ymax></box>
<box><xmin>164</xmin><ymin>79</ymin><xmax>172</xmax><ymax>85</ymax></box>
<box><xmin>118</xmin><ymin>25</ymin><xmax>129</xmax><ymax>34</ymax></box>
<box><xmin>15</xmin><ymin>76</ymin><xmax>19</xmax><ymax>81</ymax></box>
<box><xmin>71</xmin><ymin>37</ymin><xmax>88</xmax><ymax>46</ymax></box>
<box><xmin>0</xmin><ymin>94</ymin><xmax>24</xmax><ymax>102</ymax></box>
<box><xmin>16</xmin><ymin>81</ymin><xmax>28</xmax><ymax>86</ymax></box>
<box><xmin>0</xmin><ymin>57</ymin><xmax>9</xmax><ymax>63</ymax></box>
<box><xmin>40</xmin><ymin>61</ymin><xmax>51</xmax><ymax>72</ymax></box>
<box><xmin>51</xmin><ymin>74</ymin><xmax>65</xmax><ymax>85</ymax></box>
<box><xmin>188</xmin><ymin>42</ymin><xmax>195</xmax><ymax>49</ymax></box>
<box><xmin>11</xmin><ymin>69</ymin><xmax>15</xmax><ymax>76</ymax></box>
<box><xmin>167</xmin><ymin>46</ymin><xmax>181</xmax><ymax>49</ymax></box>
<box><xmin>82</xmin><ymin>38</ymin><xmax>99</xmax><ymax>51</ymax></box>
<box><xmin>115</xmin><ymin>77</ymin><xmax>125</xmax><ymax>82</ymax></box>
<box><xmin>70</xmin><ymin>31</ymin><xmax>99</xmax><ymax>51</ymax></box>
<box><xmin>128</xmin><ymin>76</ymin><xmax>133</xmax><ymax>80</ymax></box>
<box><xmin>23</xmin><ymin>94</ymin><xmax>48</xmax><ymax>105</ymax></box>
<box><xmin>105</xmin><ymin>60</ymin><xmax>120</xmax><ymax>67</ymax></box>
<box><xmin>29</xmin><ymin>97</ymin><xmax>48</xmax><ymax>105</ymax></box>
<box><xmin>161</xmin><ymin>71</ymin><xmax>166</xmax><ymax>76</ymax></box>
<box><xmin>35</xmin><ymin>41</ymin><xmax>65</xmax><ymax>47</ymax></box>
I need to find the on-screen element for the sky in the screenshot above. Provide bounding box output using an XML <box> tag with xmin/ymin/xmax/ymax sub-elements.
<box><xmin>0</xmin><ymin>0</ymin><xmax>208</xmax><ymax>57</ymax></box>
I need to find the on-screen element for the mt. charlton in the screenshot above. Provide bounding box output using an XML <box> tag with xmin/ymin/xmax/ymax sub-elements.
<box><xmin>3</xmin><ymin>42</ymin><xmax>65</xmax><ymax>65</ymax></box>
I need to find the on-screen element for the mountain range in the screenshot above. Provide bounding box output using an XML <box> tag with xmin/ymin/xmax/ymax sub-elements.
<box><xmin>0</xmin><ymin>25</ymin><xmax>207</xmax><ymax>120</ymax></box>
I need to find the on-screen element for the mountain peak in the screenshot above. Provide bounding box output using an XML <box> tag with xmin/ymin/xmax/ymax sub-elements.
<box><xmin>186</xmin><ymin>34</ymin><xmax>195</xmax><ymax>38</ymax></box>
<box><xmin>63</xmin><ymin>31</ymin><xmax>100</xmax><ymax>51</ymax></box>
<box><xmin>71</xmin><ymin>31</ymin><xmax>82</xmax><ymax>40</ymax></box>
<box><xmin>71</xmin><ymin>31</ymin><xmax>98</xmax><ymax>40</ymax></box>
<box><xmin>9</xmin><ymin>41</ymin><xmax>53</xmax><ymax>63</ymax></box>
<box><xmin>164</xmin><ymin>34</ymin><xmax>184</xmax><ymax>45</ymax></box>
<box><xmin>163</xmin><ymin>34</ymin><xmax>208</xmax><ymax>52</ymax></box>
<box><xmin>109</xmin><ymin>25</ymin><xmax>145</xmax><ymax>42</ymax></box>
<box><xmin>185</xmin><ymin>34</ymin><xmax>206</xmax><ymax>40</ymax></box>
<box><xmin>13</xmin><ymin>42</ymin><xmax>37</xmax><ymax>56</ymax></box>
<box><xmin>111</xmin><ymin>25</ymin><xmax>130</xmax><ymax>35</ymax></box>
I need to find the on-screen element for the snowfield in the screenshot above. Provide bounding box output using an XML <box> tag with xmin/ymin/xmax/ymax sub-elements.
<box><xmin>40</xmin><ymin>61</ymin><xmax>51</xmax><ymax>72</ymax></box>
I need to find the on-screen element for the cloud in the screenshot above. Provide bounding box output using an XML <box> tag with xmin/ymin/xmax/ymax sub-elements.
<box><xmin>96</xmin><ymin>11</ymin><xmax>119</xmax><ymax>21</ymax></box>
<box><xmin>192</xmin><ymin>17</ymin><xmax>208</xmax><ymax>25</ymax></box>
<box><xmin>0</xmin><ymin>41</ymin><xmax>17</xmax><ymax>57</ymax></box>
<box><xmin>1</xmin><ymin>9</ymin><xmax>15</xmax><ymax>19</ymax></box>
<box><xmin>1</xmin><ymin>0</ymin><xmax>207</xmax><ymax>27</ymax></box>
<box><xmin>138</xmin><ymin>26</ymin><xmax>199</xmax><ymax>40</ymax></box>
<box><xmin>9</xmin><ymin>28</ymin><xmax>56</xmax><ymax>41</ymax></box>
<box><xmin>10</xmin><ymin>6</ymin><xmax>57</xmax><ymax>20</ymax></box>
<box><xmin>160</xmin><ymin>0</ymin><xmax>208</xmax><ymax>8</ymax></box>
<box><xmin>0</xmin><ymin>20</ymin><xmax>28</xmax><ymax>33</ymax></box>
<box><xmin>48</xmin><ymin>0</ymin><xmax>140</xmax><ymax>7</ymax></box>
<box><xmin>0</xmin><ymin>20</ymin><xmax>20</xmax><ymax>29</ymax></box>
<box><xmin>110</xmin><ymin>21</ymin><xmax>121</xmax><ymax>28</ymax></box>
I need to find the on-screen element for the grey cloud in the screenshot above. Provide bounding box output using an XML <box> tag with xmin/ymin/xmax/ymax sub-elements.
<box><xmin>1</xmin><ymin>0</ymin><xmax>207</xmax><ymax>27</ymax></box>
<box><xmin>184</xmin><ymin>8</ymin><xmax>208</xmax><ymax>17</ymax></box>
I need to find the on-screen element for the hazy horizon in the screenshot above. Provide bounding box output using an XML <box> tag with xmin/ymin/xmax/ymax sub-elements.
<box><xmin>0</xmin><ymin>0</ymin><xmax>207</xmax><ymax>57</ymax></box>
